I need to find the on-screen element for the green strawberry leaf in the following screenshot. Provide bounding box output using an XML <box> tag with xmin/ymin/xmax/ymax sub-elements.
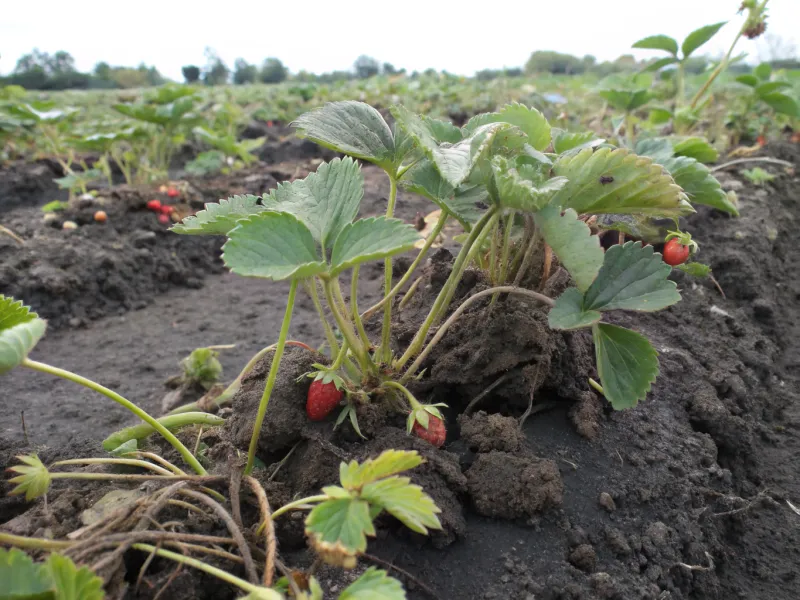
<box><xmin>583</xmin><ymin>241</ymin><xmax>680</xmax><ymax>312</ymax></box>
<box><xmin>548</xmin><ymin>288</ymin><xmax>601</xmax><ymax>330</ymax></box>
<box><xmin>592</xmin><ymin>323</ymin><xmax>659</xmax><ymax>409</ymax></box>
<box><xmin>330</xmin><ymin>217</ymin><xmax>420</xmax><ymax>276</ymax></box>
<box><xmin>0</xmin><ymin>548</ymin><xmax>54</xmax><ymax>600</ymax></box>
<box><xmin>339</xmin><ymin>449</ymin><xmax>424</xmax><ymax>490</ymax></box>
<box><xmin>632</xmin><ymin>34</ymin><xmax>679</xmax><ymax>55</ymax></box>
<box><xmin>491</xmin><ymin>156</ymin><xmax>568</xmax><ymax>212</ymax></box>
<box><xmin>676</xmin><ymin>262</ymin><xmax>711</xmax><ymax>277</ymax></box>
<box><xmin>659</xmin><ymin>156</ymin><xmax>738</xmax><ymax>215</ymax></box>
<box><xmin>305</xmin><ymin>497</ymin><xmax>375</xmax><ymax>556</ymax></box>
<box><xmin>533</xmin><ymin>205</ymin><xmax>604</xmax><ymax>292</ymax></box>
<box><xmin>642</xmin><ymin>57</ymin><xmax>680</xmax><ymax>72</ymax></box>
<box><xmin>0</xmin><ymin>295</ymin><xmax>47</xmax><ymax>375</ymax></box>
<box><xmin>552</xmin><ymin>129</ymin><xmax>605</xmax><ymax>154</ymax></box>
<box><xmin>672</xmin><ymin>137</ymin><xmax>719</xmax><ymax>164</ymax></box>
<box><xmin>419</xmin><ymin>115</ymin><xmax>463</xmax><ymax>143</ymax></box>
<box><xmin>594</xmin><ymin>214</ymin><xmax>668</xmax><ymax>243</ymax></box>
<box><xmin>760</xmin><ymin>92</ymin><xmax>800</xmax><ymax>118</ymax></box>
<box><xmin>755</xmin><ymin>81</ymin><xmax>793</xmax><ymax>96</ymax></box>
<box><xmin>7</xmin><ymin>454</ymin><xmax>52</xmax><ymax>501</ymax></box>
<box><xmin>340</xmin><ymin>568</ymin><xmax>405</xmax><ymax>600</ymax></box>
<box><xmin>222</xmin><ymin>212</ymin><xmax>328</xmax><ymax>280</ymax></box>
<box><xmin>736</xmin><ymin>74</ymin><xmax>759</xmax><ymax>87</ymax></box>
<box><xmin>44</xmin><ymin>554</ymin><xmax>104</xmax><ymax>600</ymax></box>
<box><xmin>754</xmin><ymin>62</ymin><xmax>772</xmax><ymax>81</ymax></box>
<box><xmin>634</xmin><ymin>138</ymin><xmax>674</xmax><ymax>163</ymax></box>
<box><xmin>399</xmin><ymin>159</ymin><xmax>484</xmax><ymax>227</ymax></box>
<box><xmin>263</xmin><ymin>157</ymin><xmax>364</xmax><ymax>253</ymax></box>
<box><xmin>361</xmin><ymin>476</ymin><xmax>442</xmax><ymax>535</ymax></box>
<box><xmin>682</xmin><ymin>22</ymin><xmax>726</xmax><ymax>58</ymax></box>
<box><xmin>598</xmin><ymin>89</ymin><xmax>651</xmax><ymax>112</ymax></box>
<box><xmin>463</xmin><ymin>103</ymin><xmax>551</xmax><ymax>151</ymax></box>
<box><xmin>171</xmin><ymin>194</ymin><xmax>266</xmax><ymax>235</ymax></box>
<box><xmin>291</xmin><ymin>101</ymin><xmax>396</xmax><ymax>171</ymax></box>
<box><xmin>552</xmin><ymin>147</ymin><xmax>694</xmax><ymax>218</ymax></box>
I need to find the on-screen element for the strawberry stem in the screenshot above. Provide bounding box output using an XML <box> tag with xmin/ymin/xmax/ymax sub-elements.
<box><xmin>244</xmin><ymin>278</ymin><xmax>299</xmax><ymax>475</ymax></box>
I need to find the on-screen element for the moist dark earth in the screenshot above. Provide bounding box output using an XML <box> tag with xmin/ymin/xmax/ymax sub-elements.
<box><xmin>1</xmin><ymin>137</ymin><xmax>798</xmax><ymax>600</ymax></box>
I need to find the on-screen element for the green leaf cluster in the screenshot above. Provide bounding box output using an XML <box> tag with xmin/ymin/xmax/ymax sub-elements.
<box><xmin>736</xmin><ymin>64</ymin><xmax>799</xmax><ymax>118</ymax></box>
<box><xmin>0</xmin><ymin>295</ymin><xmax>47</xmax><ymax>375</ymax></box>
<box><xmin>0</xmin><ymin>548</ymin><xmax>104</xmax><ymax>600</ymax></box>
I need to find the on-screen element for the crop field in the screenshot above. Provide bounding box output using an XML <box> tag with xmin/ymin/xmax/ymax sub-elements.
<box><xmin>1</xmin><ymin>3</ymin><xmax>799</xmax><ymax>599</ymax></box>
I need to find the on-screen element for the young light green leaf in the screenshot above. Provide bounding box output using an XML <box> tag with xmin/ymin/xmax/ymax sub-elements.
<box><xmin>330</xmin><ymin>217</ymin><xmax>420</xmax><ymax>276</ymax></box>
<box><xmin>420</xmin><ymin>115</ymin><xmax>463</xmax><ymax>143</ymax></box>
<box><xmin>681</xmin><ymin>22</ymin><xmax>726</xmax><ymax>58</ymax></box>
<box><xmin>649</xmin><ymin>107</ymin><xmax>673</xmax><ymax>125</ymax></box>
<box><xmin>592</xmin><ymin>323</ymin><xmax>659</xmax><ymax>409</ymax></box>
<box><xmin>735</xmin><ymin>74</ymin><xmax>759</xmax><ymax>87</ymax></box>
<box><xmin>672</xmin><ymin>137</ymin><xmax>719</xmax><ymax>164</ymax></box>
<box><xmin>361</xmin><ymin>476</ymin><xmax>442</xmax><ymax>534</ymax></box>
<box><xmin>552</xmin><ymin>147</ymin><xmax>694</xmax><ymax>218</ymax></box>
<box><xmin>263</xmin><ymin>157</ymin><xmax>364</xmax><ymax>252</ymax></box>
<box><xmin>292</xmin><ymin>101</ymin><xmax>395</xmax><ymax>171</ymax></box>
<box><xmin>753</xmin><ymin>62</ymin><xmax>772</xmax><ymax>81</ymax></box>
<box><xmin>676</xmin><ymin>262</ymin><xmax>711</xmax><ymax>277</ymax></box>
<box><xmin>548</xmin><ymin>288</ymin><xmax>601</xmax><ymax>330</ymax></box>
<box><xmin>463</xmin><ymin>103</ymin><xmax>551</xmax><ymax>151</ymax></box>
<box><xmin>598</xmin><ymin>89</ymin><xmax>651</xmax><ymax>112</ymax></box>
<box><xmin>0</xmin><ymin>296</ymin><xmax>47</xmax><ymax>375</ymax></box>
<box><xmin>533</xmin><ymin>205</ymin><xmax>604</xmax><ymax>292</ymax></box>
<box><xmin>755</xmin><ymin>81</ymin><xmax>793</xmax><ymax>96</ymax></box>
<box><xmin>399</xmin><ymin>160</ymin><xmax>483</xmax><ymax>227</ymax></box>
<box><xmin>583</xmin><ymin>241</ymin><xmax>681</xmax><ymax>312</ymax></box>
<box><xmin>634</xmin><ymin>138</ymin><xmax>675</xmax><ymax>163</ymax></box>
<box><xmin>760</xmin><ymin>93</ymin><xmax>799</xmax><ymax>118</ymax></box>
<box><xmin>222</xmin><ymin>212</ymin><xmax>328</xmax><ymax>280</ymax></box>
<box><xmin>340</xmin><ymin>568</ymin><xmax>406</xmax><ymax>600</ymax></box>
<box><xmin>305</xmin><ymin>498</ymin><xmax>375</xmax><ymax>556</ymax></box>
<box><xmin>492</xmin><ymin>157</ymin><xmax>567</xmax><ymax>212</ymax></box>
<box><xmin>552</xmin><ymin>130</ymin><xmax>605</xmax><ymax>154</ymax></box>
<box><xmin>0</xmin><ymin>548</ymin><xmax>54</xmax><ymax>600</ymax></box>
<box><xmin>642</xmin><ymin>57</ymin><xmax>680</xmax><ymax>72</ymax></box>
<box><xmin>632</xmin><ymin>34</ymin><xmax>679</xmax><ymax>55</ymax></box>
<box><xmin>171</xmin><ymin>195</ymin><xmax>266</xmax><ymax>235</ymax></box>
<box><xmin>7</xmin><ymin>454</ymin><xmax>52</xmax><ymax>501</ymax></box>
<box><xmin>339</xmin><ymin>450</ymin><xmax>424</xmax><ymax>490</ymax></box>
<box><xmin>659</xmin><ymin>156</ymin><xmax>738</xmax><ymax>215</ymax></box>
<box><xmin>44</xmin><ymin>554</ymin><xmax>104</xmax><ymax>600</ymax></box>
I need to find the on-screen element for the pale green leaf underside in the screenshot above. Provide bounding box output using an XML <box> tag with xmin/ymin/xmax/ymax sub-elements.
<box><xmin>593</xmin><ymin>323</ymin><xmax>659</xmax><ymax>409</ymax></box>
<box><xmin>400</xmin><ymin>160</ymin><xmax>484</xmax><ymax>226</ymax></box>
<box><xmin>339</xmin><ymin>450</ymin><xmax>423</xmax><ymax>490</ymax></box>
<box><xmin>682</xmin><ymin>22</ymin><xmax>726</xmax><ymax>58</ymax></box>
<box><xmin>305</xmin><ymin>497</ymin><xmax>375</xmax><ymax>555</ymax></box>
<box><xmin>292</xmin><ymin>101</ymin><xmax>395</xmax><ymax>169</ymax></box>
<box><xmin>263</xmin><ymin>157</ymin><xmax>364</xmax><ymax>252</ymax></box>
<box><xmin>463</xmin><ymin>103</ymin><xmax>551</xmax><ymax>152</ymax></box>
<box><xmin>330</xmin><ymin>217</ymin><xmax>421</xmax><ymax>276</ymax></box>
<box><xmin>0</xmin><ymin>548</ymin><xmax>54</xmax><ymax>600</ymax></box>
<box><xmin>45</xmin><ymin>554</ymin><xmax>105</xmax><ymax>600</ymax></box>
<box><xmin>583</xmin><ymin>241</ymin><xmax>681</xmax><ymax>312</ymax></box>
<box><xmin>361</xmin><ymin>476</ymin><xmax>441</xmax><ymax>534</ymax></box>
<box><xmin>552</xmin><ymin>129</ymin><xmax>605</xmax><ymax>154</ymax></box>
<box><xmin>671</xmin><ymin>137</ymin><xmax>719</xmax><ymax>164</ymax></box>
<box><xmin>660</xmin><ymin>156</ymin><xmax>738</xmax><ymax>215</ymax></box>
<box><xmin>552</xmin><ymin>147</ymin><xmax>694</xmax><ymax>218</ymax></box>
<box><xmin>548</xmin><ymin>288</ymin><xmax>601</xmax><ymax>330</ymax></box>
<box><xmin>0</xmin><ymin>295</ymin><xmax>39</xmax><ymax>331</ymax></box>
<box><xmin>222</xmin><ymin>212</ymin><xmax>327</xmax><ymax>281</ymax></box>
<box><xmin>533</xmin><ymin>205</ymin><xmax>604</xmax><ymax>292</ymax></box>
<box><xmin>171</xmin><ymin>194</ymin><xmax>265</xmax><ymax>235</ymax></box>
<box><xmin>0</xmin><ymin>318</ymin><xmax>47</xmax><ymax>374</ymax></box>
<box><xmin>632</xmin><ymin>34</ymin><xmax>679</xmax><ymax>55</ymax></box>
<box><xmin>493</xmin><ymin>159</ymin><xmax>568</xmax><ymax>212</ymax></box>
<box><xmin>339</xmin><ymin>567</ymin><xmax>406</xmax><ymax>600</ymax></box>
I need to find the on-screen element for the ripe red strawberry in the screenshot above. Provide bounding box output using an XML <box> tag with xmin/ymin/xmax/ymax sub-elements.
<box><xmin>167</xmin><ymin>187</ymin><xmax>180</xmax><ymax>198</ymax></box>
<box><xmin>160</xmin><ymin>204</ymin><xmax>175</xmax><ymax>215</ymax></box>
<box><xmin>158</xmin><ymin>214</ymin><xmax>170</xmax><ymax>225</ymax></box>
<box><xmin>306</xmin><ymin>380</ymin><xmax>343</xmax><ymax>421</ymax></box>
<box><xmin>412</xmin><ymin>414</ymin><xmax>446</xmax><ymax>447</ymax></box>
<box><xmin>147</xmin><ymin>199</ymin><xmax>162</xmax><ymax>211</ymax></box>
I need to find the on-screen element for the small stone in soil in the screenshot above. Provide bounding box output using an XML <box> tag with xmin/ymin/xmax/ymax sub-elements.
<box><xmin>599</xmin><ymin>492</ymin><xmax>616</xmax><ymax>512</ymax></box>
<box><xmin>568</xmin><ymin>544</ymin><xmax>597</xmax><ymax>572</ymax></box>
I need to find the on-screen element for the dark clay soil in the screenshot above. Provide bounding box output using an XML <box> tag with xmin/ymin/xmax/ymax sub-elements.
<box><xmin>1</xmin><ymin>142</ymin><xmax>799</xmax><ymax>600</ymax></box>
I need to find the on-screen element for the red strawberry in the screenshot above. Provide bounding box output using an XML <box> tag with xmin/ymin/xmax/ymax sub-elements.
<box><xmin>412</xmin><ymin>414</ymin><xmax>446</xmax><ymax>447</ymax></box>
<box><xmin>158</xmin><ymin>214</ymin><xmax>170</xmax><ymax>225</ymax></box>
<box><xmin>306</xmin><ymin>380</ymin><xmax>343</xmax><ymax>421</ymax></box>
<box><xmin>147</xmin><ymin>199</ymin><xmax>162</xmax><ymax>211</ymax></box>
<box><xmin>167</xmin><ymin>187</ymin><xmax>180</xmax><ymax>198</ymax></box>
<box><xmin>160</xmin><ymin>204</ymin><xmax>175</xmax><ymax>215</ymax></box>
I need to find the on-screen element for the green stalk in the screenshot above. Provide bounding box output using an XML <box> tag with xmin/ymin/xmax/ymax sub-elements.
<box><xmin>488</xmin><ymin>217</ymin><xmax>499</xmax><ymax>284</ymax></box>
<box><xmin>350</xmin><ymin>267</ymin><xmax>371</xmax><ymax>350</ymax></box>
<box><xmin>492</xmin><ymin>212</ymin><xmax>515</xmax><ymax>304</ymax></box>
<box><xmin>52</xmin><ymin>458</ymin><xmax>173</xmax><ymax>476</ymax></box>
<box><xmin>378</xmin><ymin>176</ymin><xmax>399</xmax><ymax>362</ymax></box>
<box><xmin>361</xmin><ymin>210</ymin><xmax>449</xmax><ymax>321</ymax></box>
<box><xmin>244</xmin><ymin>279</ymin><xmax>298</xmax><ymax>475</ymax></box>
<box><xmin>624</xmin><ymin>112</ymin><xmax>636</xmax><ymax>147</ymax></box>
<box><xmin>382</xmin><ymin>380</ymin><xmax>423</xmax><ymax>411</ymax></box>
<box><xmin>394</xmin><ymin>209</ymin><xmax>498</xmax><ymax>370</ymax></box>
<box><xmin>306</xmin><ymin>279</ymin><xmax>339</xmax><ymax>356</ymax></box>
<box><xmin>676</xmin><ymin>62</ymin><xmax>686</xmax><ymax>108</ymax></box>
<box><xmin>270</xmin><ymin>495</ymin><xmax>327</xmax><ymax>520</ymax></box>
<box><xmin>0</xmin><ymin>532</ymin><xmax>72</xmax><ymax>550</ymax></box>
<box><xmin>22</xmin><ymin>359</ymin><xmax>206</xmax><ymax>475</ymax></box>
<box><xmin>132</xmin><ymin>544</ymin><xmax>281</xmax><ymax>598</ymax></box>
<box><xmin>322</xmin><ymin>277</ymin><xmax>371</xmax><ymax>373</ymax></box>
<box><xmin>102</xmin><ymin>412</ymin><xmax>224</xmax><ymax>451</ymax></box>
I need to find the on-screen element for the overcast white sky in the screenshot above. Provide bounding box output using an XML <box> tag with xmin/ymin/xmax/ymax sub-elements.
<box><xmin>1</xmin><ymin>0</ymin><xmax>798</xmax><ymax>80</ymax></box>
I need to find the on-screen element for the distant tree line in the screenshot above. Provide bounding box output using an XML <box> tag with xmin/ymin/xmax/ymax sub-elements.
<box><xmin>2</xmin><ymin>47</ymin><xmax>795</xmax><ymax>91</ymax></box>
